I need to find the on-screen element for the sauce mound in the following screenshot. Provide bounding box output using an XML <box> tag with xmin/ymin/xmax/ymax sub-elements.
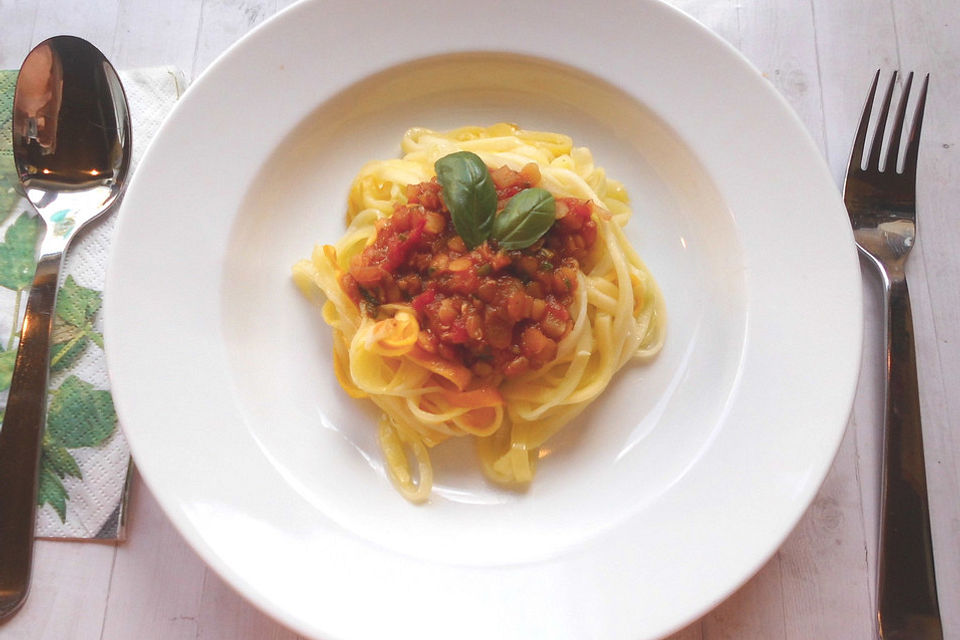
<box><xmin>339</xmin><ymin>164</ymin><xmax>599</xmax><ymax>381</ymax></box>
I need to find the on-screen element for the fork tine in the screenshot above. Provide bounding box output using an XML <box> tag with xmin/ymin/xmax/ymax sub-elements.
<box><xmin>848</xmin><ymin>69</ymin><xmax>880</xmax><ymax>174</ymax></box>
<box><xmin>868</xmin><ymin>71</ymin><xmax>898</xmax><ymax>170</ymax></box>
<box><xmin>883</xmin><ymin>72</ymin><xmax>913</xmax><ymax>173</ymax></box>
<box><xmin>902</xmin><ymin>73</ymin><xmax>930</xmax><ymax>179</ymax></box>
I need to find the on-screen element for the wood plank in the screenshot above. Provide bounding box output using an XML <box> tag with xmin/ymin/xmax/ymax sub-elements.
<box><xmin>735</xmin><ymin>0</ymin><xmax>825</xmax><ymax>148</ymax></box>
<box><xmin>0</xmin><ymin>541</ymin><xmax>115</xmax><ymax>639</ymax></box>
<box><xmin>191</xmin><ymin>0</ymin><xmax>280</xmax><ymax>80</ymax></box>
<box><xmin>668</xmin><ymin>0</ymin><xmax>742</xmax><ymax>50</ymax></box>
<box><xmin>777</xmin><ymin>428</ymin><xmax>874</xmax><ymax>639</ymax></box>
<box><xmin>100</xmin><ymin>476</ymin><xmax>303</xmax><ymax>639</ymax></box>
<box><xmin>666</xmin><ymin>621</ymin><xmax>704</xmax><ymax>640</ymax></box>
<box><xmin>813</xmin><ymin>2</ymin><xmax>960</xmax><ymax>638</ymax></box>
<box><xmin>810</xmin><ymin>0</ymin><xmax>900</xmax><ymax>185</ymax></box>
<box><xmin>886</xmin><ymin>2</ymin><xmax>960</xmax><ymax>637</ymax></box>
<box><xmin>0</xmin><ymin>1</ymin><xmax>39</xmax><ymax>68</ymax></box>
<box><xmin>110</xmin><ymin>0</ymin><xmax>204</xmax><ymax>75</ymax></box>
<box><xmin>196</xmin><ymin>569</ymin><xmax>304</xmax><ymax>640</ymax></box>
<box><xmin>26</xmin><ymin>0</ymin><xmax>120</xmax><ymax>58</ymax></box>
<box><xmin>701</xmin><ymin>561</ymin><xmax>787</xmax><ymax>639</ymax></box>
<box><xmin>787</xmin><ymin>0</ymin><xmax>917</xmax><ymax>449</ymax></box>
<box><xmin>99</xmin><ymin>474</ymin><xmax>209</xmax><ymax>639</ymax></box>
<box><xmin>275</xmin><ymin>0</ymin><xmax>301</xmax><ymax>12</ymax></box>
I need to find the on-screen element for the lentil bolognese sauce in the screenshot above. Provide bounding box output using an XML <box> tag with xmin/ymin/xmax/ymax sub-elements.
<box><xmin>339</xmin><ymin>165</ymin><xmax>600</xmax><ymax>383</ymax></box>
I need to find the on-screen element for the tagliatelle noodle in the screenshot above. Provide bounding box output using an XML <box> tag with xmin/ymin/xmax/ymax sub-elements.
<box><xmin>292</xmin><ymin>123</ymin><xmax>665</xmax><ymax>502</ymax></box>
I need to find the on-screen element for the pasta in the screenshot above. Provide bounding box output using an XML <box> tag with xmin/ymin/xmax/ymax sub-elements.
<box><xmin>292</xmin><ymin>124</ymin><xmax>665</xmax><ymax>501</ymax></box>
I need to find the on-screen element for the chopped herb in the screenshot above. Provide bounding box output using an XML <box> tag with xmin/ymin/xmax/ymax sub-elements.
<box><xmin>359</xmin><ymin>287</ymin><xmax>380</xmax><ymax>315</ymax></box>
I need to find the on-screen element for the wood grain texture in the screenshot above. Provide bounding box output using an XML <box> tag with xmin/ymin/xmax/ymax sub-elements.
<box><xmin>0</xmin><ymin>1</ymin><xmax>39</xmax><ymax>65</ymax></box>
<box><xmin>112</xmin><ymin>0</ymin><xmax>204</xmax><ymax>75</ymax></box>
<box><xmin>1</xmin><ymin>0</ymin><xmax>958</xmax><ymax>638</ymax></box>
<box><xmin>0</xmin><ymin>542</ymin><xmax>115</xmax><ymax>639</ymax></box>
<box><xmin>888</xmin><ymin>8</ymin><xmax>960</xmax><ymax>639</ymax></box>
<box><xmin>27</xmin><ymin>0</ymin><xmax>121</xmax><ymax>61</ymax></box>
<box><xmin>99</xmin><ymin>474</ymin><xmax>209</xmax><ymax>640</ymax></box>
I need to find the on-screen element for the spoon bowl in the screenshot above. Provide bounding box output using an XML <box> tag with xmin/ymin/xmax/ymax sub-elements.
<box><xmin>0</xmin><ymin>35</ymin><xmax>130</xmax><ymax>620</ymax></box>
<box><xmin>13</xmin><ymin>35</ymin><xmax>130</xmax><ymax>241</ymax></box>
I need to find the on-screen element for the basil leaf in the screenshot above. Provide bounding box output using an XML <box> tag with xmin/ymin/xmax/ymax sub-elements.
<box><xmin>492</xmin><ymin>187</ymin><xmax>555</xmax><ymax>250</ymax></box>
<box><xmin>434</xmin><ymin>151</ymin><xmax>496</xmax><ymax>249</ymax></box>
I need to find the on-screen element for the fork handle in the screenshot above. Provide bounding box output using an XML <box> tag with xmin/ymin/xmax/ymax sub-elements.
<box><xmin>877</xmin><ymin>274</ymin><xmax>942</xmax><ymax>639</ymax></box>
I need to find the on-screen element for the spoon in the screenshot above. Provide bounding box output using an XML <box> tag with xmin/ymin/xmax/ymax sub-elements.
<box><xmin>0</xmin><ymin>35</ymin><xmax>130</xmax><ymax>619</ymax></box>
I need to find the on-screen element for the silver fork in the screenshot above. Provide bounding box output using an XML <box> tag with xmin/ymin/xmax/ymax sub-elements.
<box><xmin>843</xmin><ymin>70</ymin><xmax>939</xmax><ymax>640</ymax></box>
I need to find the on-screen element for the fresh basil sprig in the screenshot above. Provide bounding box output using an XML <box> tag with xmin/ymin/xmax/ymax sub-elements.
<box><xmin>492</xmin><ymin>187</ymin><xmax>556</xmax><ymax>250</ymax></box>
<box><xmin>434</xmin><ymin>151</ymin><xmax>497</xmax><ymax>250</ymax></box>
<box><xmin>433</xmin><ymin>152</ymin><xmax>558</xmax><ymax>251</ymax></box>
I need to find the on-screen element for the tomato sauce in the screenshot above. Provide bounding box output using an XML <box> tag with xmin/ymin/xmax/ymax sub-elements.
<box><xmin>340</xmin><ymin>164</ymin><xmax>598</xmax><ymax>381</ymax></box>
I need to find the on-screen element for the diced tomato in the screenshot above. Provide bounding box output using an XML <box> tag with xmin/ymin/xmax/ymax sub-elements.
<box><xmin>443</xmin><ymin>322</ymin><xmax>469</xmax><ymax>344</ymax></box>
<box><xmin>411</xmin><ymin>288</ymin><xmax>436</xmax><ymax>313</ymax></box>
<box><xmin>384</xmin><ymin>213</ymin><xmax>426</xmax><ymax>271</ymax></box>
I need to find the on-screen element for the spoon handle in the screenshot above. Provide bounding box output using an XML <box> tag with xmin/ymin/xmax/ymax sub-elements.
<box><xmin>0</xmin><ymin>249</ymin><xmax>64</xmax><ymax>620</ymax></box>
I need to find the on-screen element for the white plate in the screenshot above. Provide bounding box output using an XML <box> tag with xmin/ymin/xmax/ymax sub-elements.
<box><xmin>104</xmin><ymin>0</ymin><xmax>862</xmax><ymax>638</ymax></box>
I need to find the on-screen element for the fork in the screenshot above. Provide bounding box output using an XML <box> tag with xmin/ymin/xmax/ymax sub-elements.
<box><xmin>843</xmin><ymin>70</ymin><xmax>940</xmax><ymax>639</ymax></box>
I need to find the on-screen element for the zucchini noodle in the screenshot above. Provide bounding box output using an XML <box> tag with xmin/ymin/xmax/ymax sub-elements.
<box><xmin>292</xmin><ymin>123</ymin><xmax>665</xmax><ymax>501</ymax></box>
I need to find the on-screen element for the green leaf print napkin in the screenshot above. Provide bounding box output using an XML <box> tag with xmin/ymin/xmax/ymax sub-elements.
<box><xmin>0</xmin><ymin>66</ymin><xmax>185</xmax><ymax>540</ymax></box>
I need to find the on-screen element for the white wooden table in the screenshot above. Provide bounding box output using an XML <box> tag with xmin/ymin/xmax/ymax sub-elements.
<box><xmin>2</xmin><ymin>1</ymin><xmax>958</xmax><ymax>638</ymax></box>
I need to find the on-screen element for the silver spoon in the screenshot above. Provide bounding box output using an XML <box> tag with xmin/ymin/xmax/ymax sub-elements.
<box><xmin>0</xmin><ymin>35</ymin><xmax>130</xmax><ymax>619</ymax></box>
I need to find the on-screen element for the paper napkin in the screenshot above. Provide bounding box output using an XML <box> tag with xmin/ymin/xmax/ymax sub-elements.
<box><xmin>0</xmin><ymin>66</ymin><xmax>185</xmax><ymax>540</ymax></box>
